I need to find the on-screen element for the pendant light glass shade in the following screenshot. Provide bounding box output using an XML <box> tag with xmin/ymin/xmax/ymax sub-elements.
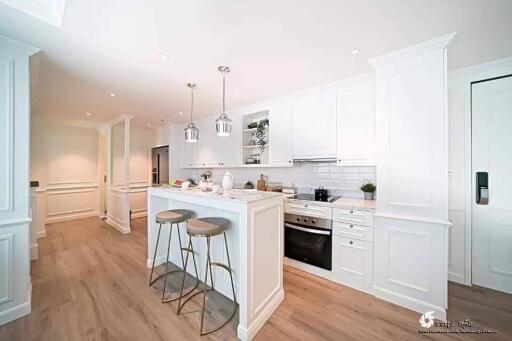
<box><xmin>216</xmin><ymin>66</ymin><xmax>232</xmax><ymax>137</ymax></box>
<box><xmin>184</xmin><ymin>83</ymin><xmax>199</xmax><ymax>143</ymax></box>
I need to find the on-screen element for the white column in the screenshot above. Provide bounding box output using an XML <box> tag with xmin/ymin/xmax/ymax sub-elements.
<box><xmin>0</xmin><ymin>35</ymin><xmax>40</xmax><ymax>326</ymax></box>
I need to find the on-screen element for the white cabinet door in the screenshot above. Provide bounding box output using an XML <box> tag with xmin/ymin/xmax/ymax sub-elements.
<box><xmin>336</xmin><ymin>75</ymin><xmax>375</xmax><ymax>166</ymax></box>
<box><xmin>332</xmin><ymin>236</ymin><xmax>373</xmax><ymax>286</ymax></box>
<box><xmin>292</xmin><ymin>90</ymin><xmax>337</xmax><ymax>159</ymax></box>
<box><xmin>269</xmin><ymin>102</ymin><xmax>293</xmax><ymax>167</ymax></box>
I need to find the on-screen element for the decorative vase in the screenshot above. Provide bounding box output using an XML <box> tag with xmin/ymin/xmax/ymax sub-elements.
<box><xmin>364</xmin><ymin>192</ymin><xmax>375</xmax><ymax>200</ymax></box>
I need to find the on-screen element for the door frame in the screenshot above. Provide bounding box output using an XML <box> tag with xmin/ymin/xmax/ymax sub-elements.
<box><xmin>450</xmin><ymin>56</ymin><xmax>512</xmax><ymax>285</ymax></box>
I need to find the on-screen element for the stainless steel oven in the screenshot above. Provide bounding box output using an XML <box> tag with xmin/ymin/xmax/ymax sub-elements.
<box><xmin>284</xmin><ymin>213</ymin><xmax>332</xmax><ymax>270</ymax></box>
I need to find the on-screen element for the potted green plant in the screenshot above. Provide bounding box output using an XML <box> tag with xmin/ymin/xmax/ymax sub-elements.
<box><xmin>247</xmin><ymin>121</ymin><xmax>258</xmax><ymax>129</ymax></box>
<box><xmin>256</xmin><ymin>118</ymin><xmax>269</xmax><ymax>154</ymax></box>
<box><xmin>360</xmin><ymin>181</ymin><xmax>376</xmax><ymax>200</ymax></box>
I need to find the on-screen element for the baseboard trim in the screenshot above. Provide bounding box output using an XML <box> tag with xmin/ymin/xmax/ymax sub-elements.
<box><xmin>131</xmin><ymin>211</ymin><xmax>147</xmax><ymax>219</ymax></box>
<box><xmin>0</xmin><ymin>285</ymin><xmax>31</xmax><ymax>326</ymax></box>
<box><xmin>45</xmin><ymin>211</ymin><xmax>99</xmax><ymax>224</ymax></box>
<box><xmin>146</xmin><ymin>255</ymin><xmax>167</xmax><ymax>269</ymax></box>
<box><xmin>448</xmin><ymin>271</ymin><xmax>466</xmax><ymax>285</ymax></box>
<box><xmin>374</xmin><ymin>285</ymin><xmax>446</xmax><ymax>321</ymax></box>
<box><xmin>29</xmin><ymin>243</ymin><xmax>38</xmax><ymax>260</ymax></box>
<box><xmin>237</xmin><ymin>288</ymin><xmax>284</xmax><ymax>341</ymax></box>
<box><xmin>106</xmin><ymin>217</ymin><xmax>131</xmax><ymax>234</ymax></box>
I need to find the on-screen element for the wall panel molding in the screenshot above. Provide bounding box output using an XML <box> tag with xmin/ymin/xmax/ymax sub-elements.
<box><xmin>0</xmin><ymin>233</ymin><xmax>13</xmax><ymax>304</ymax></box>
<box><xmin>0</xmin><ymin>59</ymin><xmax>14</xmax><ymax>213</ymax></box>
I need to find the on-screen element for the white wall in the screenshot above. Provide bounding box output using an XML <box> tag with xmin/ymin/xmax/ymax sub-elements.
<box><xmin>30</xmin><ymin>117</ymin><xmax>156</xmax><ymax>229</ymax></box>
<box><xmin>30</xmin><ymin>118</ymin><xmax>102</xmax><ymax>226</ymax></box>
<box><xmin>447</xmin><ymin>56</ymin><xmax>512</xmax><ymax>285</ymax></box>
<box><xmin>156</xmin><ymin>123</ymin><xmax>376</xmax><ymax>199</ymax></box>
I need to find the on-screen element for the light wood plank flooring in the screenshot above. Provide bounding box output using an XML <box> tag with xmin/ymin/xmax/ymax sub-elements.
<box><xmin>1</xmin><ymin>217</ymin><xmax>511</xmax><ymax>340</ymax></box>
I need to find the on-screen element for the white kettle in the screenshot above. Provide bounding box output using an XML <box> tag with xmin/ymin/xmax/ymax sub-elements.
<box><xmin>222</xmin><ymin>170</ymin><xmax>234</xmax><ymax>191</ymax></box>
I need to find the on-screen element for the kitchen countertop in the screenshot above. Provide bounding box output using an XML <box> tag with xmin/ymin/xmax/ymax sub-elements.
<box><xmin>284</xmin><ymin>195</ymin><xmax>377</xmax><ymax>212</ymax></box>
<box><xmin>149</xmin><ymin>186</ymin><xmax>283</xmax><ymax>204</ymax></box>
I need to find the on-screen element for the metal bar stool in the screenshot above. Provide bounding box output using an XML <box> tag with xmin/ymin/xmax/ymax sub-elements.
<box><xmin>177</xmin><ymin>217</ymin><xmax>237</xmax><ymax>336</ymax></box>
<box><xmin>149</xmin><ymin>209</ymin><xmax>199</xmax><ymax>303</ymax></box>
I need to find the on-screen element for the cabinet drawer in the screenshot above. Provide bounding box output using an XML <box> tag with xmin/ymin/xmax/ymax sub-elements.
<box><xmin>332</xmin><ymin>236</ymin><xmax>373</xmax><ymax>285</ymax></box>
<box><xmin>333</xmin><ymin>208</ymin><xmax>373</xmax><ymax>227</ymax></box>
<box><xmin>285</xmin><ymin>202</ymin><xmax>332</xmax><ymax>219</ymax></box>
<box><xmin>333</xmin><ymin>222</ymin><xmax>373</xmax><ymax>242</ymax></box>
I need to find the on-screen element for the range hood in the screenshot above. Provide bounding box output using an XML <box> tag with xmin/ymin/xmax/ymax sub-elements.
<box><xmin>293</xmin><ymin>157</ymin><xmax>337</xmax><ymax>163</ymax></box>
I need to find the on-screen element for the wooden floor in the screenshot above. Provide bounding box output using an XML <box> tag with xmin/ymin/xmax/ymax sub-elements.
<box><xmin>1</xmin><ymin>217</ymin><xmax>511</xmax><ymax>341</ymax></box>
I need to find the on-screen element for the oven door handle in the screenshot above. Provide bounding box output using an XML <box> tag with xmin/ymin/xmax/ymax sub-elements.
<box><xmin>285</xmin><ymin>223</ymin><xmax>331</xmax><ymax>235</ymax></box>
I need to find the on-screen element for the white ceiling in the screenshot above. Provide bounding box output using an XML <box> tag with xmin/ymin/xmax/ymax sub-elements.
<box><xmin>1</xmin><ymin>0</ymin><xmax>511</xmax><ymax>127</ymax></box>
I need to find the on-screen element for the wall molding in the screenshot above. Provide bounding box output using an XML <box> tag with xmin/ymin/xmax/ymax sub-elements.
<box><xmin>0</xmin><ymin>59</ymin><xmax>14</xmax><ymax>213</ymax></box>
<box><xmin>0</xmin><ymin>286</ymin><xmax>31</xmax><ymax>326</ymax></box>
<box><xmin>45</xmin><ymin>211</ymin><xmax>98</xmax><ymax>224</ymax></box>
<box><xmin>369</xmin><ymin>32</ymin><xmax>457</xmax><ymax>67</ymax></box>
<box><xmin>0</xmin><ymin>233</ymin><xmax>13</xmax><ymax>304</ymax></box>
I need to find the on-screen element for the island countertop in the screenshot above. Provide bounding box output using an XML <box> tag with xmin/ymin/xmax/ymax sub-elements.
<box><xmin>150</xmin><ymin>186</ymin><xmax>283</xmax><ymax>204</ymax></box>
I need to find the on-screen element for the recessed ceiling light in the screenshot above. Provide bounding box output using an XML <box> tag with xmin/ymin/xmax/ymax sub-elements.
<box><xmin>109</xmin><ymin>92</ymin><xmax>116</xmax><ymax>97</ymax></box>
<box><xmin>85</xmin><ymin>112</ymin><xmax>92</xmax><ymax>116</ymax></box>
<box><xmin>233</xmin><ymin>91</ymin><xmax>239</xmax><ymax>96</ymax></box>
<box><xmin>147</xmin><ymin>123</ymin><xmax>151</xmax><ymax>127</ymax></box>
<box><xmin>158</xmin><ymin>53</ymin><xmax>170</xmax><ymax>60</ymax></box>
<box><xmin>351</xmin><ymin>48</ymin><xmax>360</xmax><ymax>55</ymax></box>
<box><xmin>178</xmin><ymin>111</ymin><xmax>183</xmax><ymax>115</ymax></box>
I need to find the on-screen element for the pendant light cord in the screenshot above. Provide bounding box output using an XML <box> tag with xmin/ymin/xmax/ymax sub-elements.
<box><xmin>222</xmin><ymin>70</ymin><xmax>226</xmax><ymax>115</ymax></box>
<box><xmin>190</xmin><ymin>86</ymin><xmax>194</xmax><ymax>122</ymax></box>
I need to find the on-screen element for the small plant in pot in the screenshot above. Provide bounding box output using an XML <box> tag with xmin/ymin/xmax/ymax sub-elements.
<box><xmin>360</xmin><ymin>181</ymin><xmax>376</xmax><ymax>200</ymax></box>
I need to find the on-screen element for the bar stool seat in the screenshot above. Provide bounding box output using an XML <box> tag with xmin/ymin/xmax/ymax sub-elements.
<box><xmin>177</xmin><ymin>216</ymin><xmax>237</xmax><ymax>336</ymax></box>
<box><xmin>187</xmin><ymin>217</ymin><xmax>229</xmax><ymax>237</ymax></box>
<box><xmin>156</xmin><ymin>209</ymin><xmax>193</xmax><ymax>224</ymax></box>
<box><xmin>149</xmin><ymin>209</ymin><xmax>199</xmax><ymax>304</ymax></box>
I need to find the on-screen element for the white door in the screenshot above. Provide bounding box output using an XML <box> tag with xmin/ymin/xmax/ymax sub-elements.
<box><xmin>472</xmin><ymin>75</ymin><xmax>512</xmax><ymax>294</ymax></box>
<box><xmin>269</xmin><ymin>102</ymin><xmax>293</xmax><ymax>166</ymax></box>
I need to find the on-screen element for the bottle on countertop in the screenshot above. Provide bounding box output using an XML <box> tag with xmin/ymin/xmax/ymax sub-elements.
<box><xmin>257</xmin><ymin>174</ymin><xmax>267</xmax><ymax>191</ymax></box>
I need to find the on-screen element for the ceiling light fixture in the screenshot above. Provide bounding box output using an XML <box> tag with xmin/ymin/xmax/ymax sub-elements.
<box><xmin>179</xmin><ymin>111</ymin><xmax>183</xmax><ymax>116</ymax></box>
<box><xmin>184</xmin><ymin>83</ymin><xmax>199</xmax><ymax>143</ymax></box>
<box><xmin>85</xmin><ymin>112</ymin><xmax>92</xmax><ymax>116</ymax></box>
<box><xmin>215</xmin><ymin>66</ymin><xmax>232</xmax><ymax>137</ymax></box>
<box><xmin>351</xmin><ymin>48</ymin><xmax>360</xmax><ymax>55</ymax></box>
<box><xmin>109</xmin><ymin>92</ymin><xmax>117</xmax><ymax>97</ymax></box>
<box><xmin>147</xmin><ymin>123</ymin><xmax>151</xmax><ymax>127</ymax></box>
<box><xmin>158</xmin><ymin>53</ymin><xmax>169</xmax><ymax>60</ymax></box>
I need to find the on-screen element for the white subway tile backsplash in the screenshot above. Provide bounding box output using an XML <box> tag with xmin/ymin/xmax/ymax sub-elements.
<box><xmin>182</xmin><ymin>163</ymin><xmax>376</xmax><ymax>199</ymax></box>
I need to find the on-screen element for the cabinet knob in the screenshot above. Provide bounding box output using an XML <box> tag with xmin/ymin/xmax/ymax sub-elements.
<box><xmin>288</xmin><ymin>160</ymin><xmax>292</xmax><ymax>163</ymax></box>
<box><xmin>349</xmin><ymin>240</ymin><xmax>353</xmax><ymax>245</ymax></box>
<box><xmin>350</xmin><ymin>210</ymin><xmax>354</xmax><ymax>213</ymax></box>
<box><xmin>349</xmin><ymin>224</ymin><xmax>353</xmax><ymax>228</ymax></box>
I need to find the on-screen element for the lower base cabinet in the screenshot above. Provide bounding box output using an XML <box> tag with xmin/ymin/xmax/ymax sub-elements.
<box><xmin>332</xmin><ymin>236</ymin><xmax>373</xmax><ymax>287</ymax></box>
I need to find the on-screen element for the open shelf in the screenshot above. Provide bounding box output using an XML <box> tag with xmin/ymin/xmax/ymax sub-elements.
<box><xmin>242</xmin><ymin>110</ymin><xmax>270</xmax><ymax>166</ymax></box>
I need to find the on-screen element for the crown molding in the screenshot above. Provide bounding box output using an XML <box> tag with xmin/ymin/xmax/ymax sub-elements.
<box><xmin>369</xmin><ymin>32</ymin><xmax>457</xmax><ymax>67</ymax></box>
<box><xmin>0</xmin><ymin>34</ymin><xmax>40</xmax><ymax>56</ymax></box>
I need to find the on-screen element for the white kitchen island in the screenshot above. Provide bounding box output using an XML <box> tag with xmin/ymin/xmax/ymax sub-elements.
<box><xmin>147</xmin><ymin>187</ymin><xmax>284</xmax><ymax>340</ymax></box>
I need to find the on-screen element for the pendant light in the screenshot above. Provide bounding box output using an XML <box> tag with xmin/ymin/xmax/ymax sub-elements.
<box><xmin>184</xmin><ymin>83</ymin><xmax>199</xmax><ymax>143</ymax></box>
<box><xmin>215</xmin><ymin>66</ymin><xmax>232</xmax><ymax>137</ymax></box>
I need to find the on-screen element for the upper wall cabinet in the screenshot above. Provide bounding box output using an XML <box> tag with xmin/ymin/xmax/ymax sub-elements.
<box><xmin>336</xmin><ymin>75</ymin><xmax>375</xmax><ymax>166</ymax></box>
<box><xmin>292</xmin><ymin>90</ymin><xmax>337</xmax><ymax>159</ymax></box>
<box><xmin>268</xmin><ymin>102</ymin><xmax>293</xmax><ymax>166</ymax></box>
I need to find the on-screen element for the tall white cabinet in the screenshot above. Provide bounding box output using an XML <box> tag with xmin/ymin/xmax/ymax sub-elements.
<box><xmin>370</xmin><ymin>33</ymin><xmax>456</xmax><ymax>320</ymax></box>
<box><xmin>0</xmin><ymin>35</ymin><xmax>39</xmax><ymax>325</ymax></box>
